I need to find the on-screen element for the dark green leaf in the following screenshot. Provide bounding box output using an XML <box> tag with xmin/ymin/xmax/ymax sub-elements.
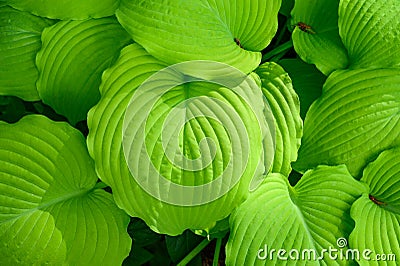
<box><xmin>0</xmin><ymin>96</ymin><xmax>27</xmax><ymax>123</ymax></box>
<box><xmin>166</xmin><ymin>230</ymin><xmax>204</xmax><ymax>263</ymax></box>
<box><xmin>279</xmin><ymin>58</ymin><xmax>325</xmax><ymax>119</ymax></box>
<box><xmin>279</xmin><ymin>0</ymin><xmax>294</xmax><ymax>17</ymax></box>
<box><xmin>128</xmin><ymin>218</ymin><xmax>162</xmax><ymax>247</ymax></box>
<box><xmin>123</xmin><ymin>246</ymin><xmax>154</xmax><ymax>266</ymax></box>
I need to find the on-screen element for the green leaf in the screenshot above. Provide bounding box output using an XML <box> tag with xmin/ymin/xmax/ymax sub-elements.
<box><xmin>5</xmin><ymin>0</ymin><xmax>120</xmax><ymax>20</ymax></box>
<box><xmin>128</xmin><ymin>218</ymin><xmax>162</xmax><ymax>247</ymax></box>
<box><xmin>87</xmin><ymin>43</ymin><xmax>271</xmax><ymax>235</ymax></box>
<box><xmin>279</xmin><ymin>0</ymin><xmax>294</xmax><ymax>17</ymax></box>
<box><xmin>116</xmin><ymin>0</ymin><xmax>281</xmax><ymax>74</ymax></box>
<box><xmin>36</xmin><ymin>17</ymin><xmax>131</xmax><ymax>125</ymax></box>
<box><xmin>291</xmin><ymin>0</ymin><xmax>348</xmax><ymax>75</ymax></box>
<box><xmin>226</xmin><ymin>166</ymin><xmax>367</xmax><ymax>265</ymax></box>
<box><xmin>0</xmin><ymin>115</ymin><xmax>131</xmax><ymax>265</ymax></box>
<box><xmin>0</xmin><ymin>96</ymin><xmax>27</xmax><ymax>123</ymax></box>
<box><xmin>362</xmin><ymin>148</ymin><xmax>400</xmax><ymax>214</ymax></box>
<box><xmin>255</xmin><ymin>62</ymin><xmax>302</xmax><ymax>176</ymax></box>
<box><xmin>0</xmin><ymin>6</ymin><xmax>54</xmax><ymax>101</ymax></box>
<box><xmin>339</xmin><ymin>0</ymin><xmax>400</xmax><ymax>69</ymax></box>
<box><xmin>166</xmin><ymin>230</ymin><xmax>204</xmax><ymax>263</ymax></box>
<box><xmin>147</xmin><ymin>240</ymin><xmax>173</xmax><ymax>266</ymax></box>
<box><xmin>349</xmin><ymin>148</ymin><xmax>400</xmax><ymax>265</ymax></box>
<box><xmin>194</xmin><ymin>216</ymin><xmax>230</xmax><ymax>239</ymax></box>
<box><xmin>278</xmin><ymin>58</ymin><xmax>325</xmax><ymax>119</ymax></box>
<box><xmin>294</xmin><ymin>68</ymin><xmax>400</xmax><ymax>178</ymax></box>
<box><xmin>123</xmin><ymin>246</ymin><xmax>154</xmax><ymax>266</ymax></box>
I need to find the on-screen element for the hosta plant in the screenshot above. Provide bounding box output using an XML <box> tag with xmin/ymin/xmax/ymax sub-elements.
<box><xmin>0</xmin><ymin>0</ymin><xmax>399</xmax><ymax>265</ymax></box>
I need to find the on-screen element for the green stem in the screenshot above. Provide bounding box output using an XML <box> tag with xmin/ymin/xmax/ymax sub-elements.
<box><xmin>270</xmin><ymin>50</ymin><xmax>288</xmax><ymax>62</ymax></box>
<box><xmin>262</xmin><ymin>40</ymin><xmax>293</xmax><ymax>63</ymax></box>
<box><xmin>273</xmin><ymin>17</ymin><xmax>289</xmax><ymax>48</ymax></box>
<box><xmin>213</xmin><ymin>238</ymin><xmax>223</xmax><ymax>266</ymax></box>
<box><xmin>177</xmin><ymin>238</ymin><xmax>211</xmax><ymax>266</ymax></box>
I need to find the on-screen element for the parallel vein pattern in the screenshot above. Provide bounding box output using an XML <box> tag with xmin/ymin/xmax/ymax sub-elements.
<box><xmin>5</xmin><ymin>0</ymin><xmax>119</xmax><ymax>20</ymax></box>
<box><xmin>339</xmin><ymin>0</ymin><xmax>400</xmax><ymax>69</ymax></box>
<box><xmin>0</xmin><ymin>6</ymin><xmax>54</xmax><ymax>101</ymax></box>
<box><xmin>291</xmin><ymin>0</ymin><xmax>348</xmax><ymax>75</ymax></box>
<box><xmin>116</xmin><ymin>0</ymin><xmax>281</xmax><ymax>74</ymax></box>
<box><xmin>0</xmin><ymin>115</ymin><xmax>131</xmax><ymax>265</ymax></box>
<box><xmin>226</xmin><ymin>166</ymin><xmax>366</xmax><ymax>266</ymax></box>
<box><xmin>294</xmin><ymin>68</ymin><xmax>400</xmax><ymax>178</ymax></box>
<box><xmin>36</xmin><ymin>17</ymin><xmax>131</xmax><ymax>125</ymax></box>
<box><xmin>350</xmin><ymin>148</ymin><xmax>400</xmax><ymax>266</ymax></box>
<box><xmin>278</xmin><ymin>58</ymin><xmax>325</xmax><ymax>119</ymax></box>
<box><xmin>255</xmin><ymin>62</ymin><xmax>302</xmax><ymax>176</ymax></box>
<box><xmin>87</xmin><ymin>43</ymin><xmax>269</xmax><ymax>235</ymax></box>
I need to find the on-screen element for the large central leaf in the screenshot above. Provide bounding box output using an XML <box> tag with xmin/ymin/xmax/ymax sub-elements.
<box><xmin>116</xmin><ymin>0</ymin><xmax>281</xmax><ymax>74</ymax></box>
<box><xmin>87</xmin><ymin>43</ymin><xmax>273</xmax><ymax>235</ymax></box>
<box><xmin>0</xmin><ymin>115</ymin><xmax>131</xmax><ymax>265</ymax></box>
